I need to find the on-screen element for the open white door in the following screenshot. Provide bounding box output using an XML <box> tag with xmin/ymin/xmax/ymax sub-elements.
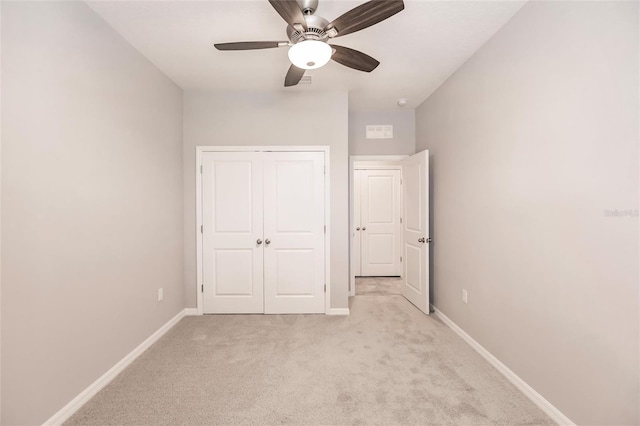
<box><xmin>401</xmin><ymin>150</ymin><xmax>430</xmax><ymax>314</ymax></box>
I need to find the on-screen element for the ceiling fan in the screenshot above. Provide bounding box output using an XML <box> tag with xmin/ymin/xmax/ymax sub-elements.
<box><xmin>214</xmin><ymin>0</ymin><xmax>405</xmax><ymax>87</ymax></box>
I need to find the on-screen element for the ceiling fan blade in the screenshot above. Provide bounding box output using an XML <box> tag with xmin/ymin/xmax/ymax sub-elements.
<box><xmin>214</xmin><ymin>41</ymin><xmax>287</xmax><ymax>51</ymax></box>
<box><xmin>331</xmin><ymin>45</ymin><xmax>380</xmax><ymax>72</ymax></box>
<box><xmin>268</xmin><ymin>0</ymin><xmax>307</xmax><ymax>31</ymax></box>
<box><xmin>325</xmin><ymin>0</ymin><xmax>404</xmax><ymax>38</ymax></box>
<box><xmin>284</xmin><ymin>64</ymin><xmax>305</xmax><ymax>87</ymax></box>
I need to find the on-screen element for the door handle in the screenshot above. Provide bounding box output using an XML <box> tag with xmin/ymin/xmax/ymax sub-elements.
<box><xmin>418</xmin><ymin>237</ymin><xmax>425</xmax><ymax>243</ymax></box>
<box><xmin>265</xmin><ymin>239</ymin><xmax>271</xmax><ymax>245</ymax></box>
<box><xmin>257</xmin><ymin>239</ymin><xmax>263</xmax><ymax>245</ymax></box>
<box><xmin>356</xmin><ymin>227</ymin><xmax>361</xmax><ymax>231</ymax></box>
<box><xmin>362</xmin><ymin>227</ymin><xmax>366</xmax><ymax>231</ymax></box>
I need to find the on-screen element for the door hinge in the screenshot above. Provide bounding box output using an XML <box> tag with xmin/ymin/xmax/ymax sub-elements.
<box><xmin>200</xmin><ymin>225</ymin><xmax>203</xmax><ymax>233</ymax></box>
<box><xmin>201</xmin><ymin>284</ymin><xmax>203</xmax><ymax>292</ymax></box>
<box><xmin>400</xmin><ymin>217</ymin><xmax>402</xmax><ymax>224</ymax></box>
<box><xmin>400</xmin><ymin>178</ymin><xmax>403</xmax><ymax>184</ymax></box>
<box><xmin>324</xmin><ymin>225</ymin><xmax>326</xmax><ymax>234</ymax></box>
<box><xmin>323</xmin><ymin>165</ymin><xmax>326</xmax><ymax>175</ymax></box>
<box><xmin>200</xmin><ymin>165</ymin><xmax>203</xmax><ymax>174</ymax></box>
<box><xmin>324</xmin><ymin>283</ymin><xmax>326</xmax><ymax>293</ymax></box>
<box><xmin>400</xmin><ymin>256</ymin><xmax>403</xmax><ymax>262</ymax></box>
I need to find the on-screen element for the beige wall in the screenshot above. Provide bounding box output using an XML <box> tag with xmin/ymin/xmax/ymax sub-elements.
<box><xmin>416</xmin><ymin>1</ymin><xmax>639</xmax><ymax>424</ymax></box>
<box><xmin>183</xmin><ymin>90</ymin><xmax>349</xmax><ymax>310</ymax></box>
<box><xmin>1</xmin><ymin>2</ymin><xmax>184</xmax><ymax>424</ymax></box>
<box><xmin>349</xmin><ymin>110</ymin><xmax>416</xmax><ymax>156</ymax></box>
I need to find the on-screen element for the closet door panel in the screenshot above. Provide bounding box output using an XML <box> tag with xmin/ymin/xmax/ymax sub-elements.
<box><xmin>263</xmin><ymin>152</ymin><xmax>325</xmax><ymax>314</ymax></box>
<box><xmin>202</xmin><ymin>152</ymin><xmax>264</xmax><ymax>314</ymax></box>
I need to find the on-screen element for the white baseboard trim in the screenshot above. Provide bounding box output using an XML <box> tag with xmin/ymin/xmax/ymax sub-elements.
<box><xmin>326</xmin><ymin>308</ymin><xmax>350</xmax><ymax>316</ymax></box>
<box><xmin>184</xmin><ymin>308</ymin><xmax>199</xmax><ymax>316</ymax></box>
<box><xmin>431</xmin><ymin>305</ymin><xmax>575</xmax><ymax>426</ymax></box>
<box><xmin>43</xmin><ymin>309</ymin><xmax>188</xmax><ymax>426</ymax></box>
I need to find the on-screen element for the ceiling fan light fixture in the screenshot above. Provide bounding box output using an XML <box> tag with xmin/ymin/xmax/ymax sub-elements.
<box><xmin>288</xmin><ymin>40</ymin><xmax>332</xmax><ymax>70</ymax></box>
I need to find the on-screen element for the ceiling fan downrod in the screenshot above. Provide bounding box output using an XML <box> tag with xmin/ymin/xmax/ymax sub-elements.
<box><xmin>297</xmin><ymin>0</ymin><xmax>318</xmax><ymax>15</ymax></box>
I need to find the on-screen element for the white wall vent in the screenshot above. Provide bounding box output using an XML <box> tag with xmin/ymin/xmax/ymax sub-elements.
<box><xmin>366</xmin><ymin>125</ymin><xmax>393</xmax><ymax>139</ymax></box>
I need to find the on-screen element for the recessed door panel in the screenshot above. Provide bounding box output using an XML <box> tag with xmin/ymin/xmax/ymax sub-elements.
<box><xmin>361</xmin><ymin>169</ymin><xmax>402</xmax><ymax>276</ymax></box>
<box><xmin>368</xmin><ymin>176</ymin><xmax>394</xmax><ymax>223</ymax></box>
<box><xmin>275</xmin><ymin>249</ymin><xmax>315</xmax><ymax>296</ymax></box>
<box><xmin>202</xmin><ymin>152</ymin><xmax>264</xmax><ymax>314</ymax></box>
<box><xmin>214</xmin><ymin>162</ymin><xmax>253</xmax><ymax>233</ymax></box>
<box><xmin>275</xmin><ymin>162</ymin><xmax>314</xmax><ymax>233</ymax></box>
<box><xmin>368</xmin><ymin>234</ymin><xmax>394</xmax><ymax>264</ymax></box>
<box><xmin>264</xmin><ymin>152</ymin><xmax>325</xmax><ymax>314</ymax></box>
<box><xmin>405</xmin><ymin>244</ymin><xmax>421</xmax><ymax>292</ymax></box>
<box><xmin>404</xmin><ymin>163</ymin><xmax>421</xmax><ymax>231</ymax></box>
<box><xmin>402</xmin><ymin>151</ymin><xmax>430</xmax><ymax>314</ymax></box>
<box><xmin>214</xmin><ymin>250</ymin><xmax>253</xmax><ymax>295</ymax></box>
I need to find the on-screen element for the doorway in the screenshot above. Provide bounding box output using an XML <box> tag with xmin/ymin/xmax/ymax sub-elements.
<box><xmin>353</xmin><ymin>168</ymin><xmax>402</xmax><ymax>277</ymax></box>
<box><xmin>349</xmin><ymin>152</ymin><xmax>431</xmax><ymax>314</ymax></box>
<box><xmin>349</xmin><ymin>155</ymin><xmax>408</xmax><ymax>296</ymax></box>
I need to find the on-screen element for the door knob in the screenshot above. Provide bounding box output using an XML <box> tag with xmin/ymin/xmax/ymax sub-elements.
<box><xmin>265</xmin><ymin>239</ymin><xmax>271</xmax><ymax>245</ymax></box>
<box><xmin>257</xmin><ymin>239</ymin><xmax>263</xmax><ymax>245</ymax></box>
<box><xmin>362</xmin><ymin>227</ymin><xmax>366</xmax><ymax>231</ymax></box>
<box><xmin>418</xmin><ymin>237</ymin><xmax>425</xmax><ymax>243</ymax></box>
<box><xmin>356</xmin><ymin>227</ymin><xmax>361</xmax><ymax>231</ymax></box>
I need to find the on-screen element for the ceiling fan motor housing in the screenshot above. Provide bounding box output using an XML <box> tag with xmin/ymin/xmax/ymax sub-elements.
<box><xmin>287</xmin><ymin>14</ymin><xmax>330</xmax><ymax>44</ymax></box>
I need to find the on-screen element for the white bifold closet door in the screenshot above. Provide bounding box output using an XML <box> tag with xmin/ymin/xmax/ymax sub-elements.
<box><xmin>202</xmin><ymin>152</ymin><xmax>264</xmax><ymax>314</ymax></box>
<box><xmin>202</xmin><ymin>151</ymin><xmax>325</xmax><ymax>314</ymax></box>
<box><xmin>263</xmin><ymin>152</ymin><xmax>325</xmax><ymax>314</ymax></box>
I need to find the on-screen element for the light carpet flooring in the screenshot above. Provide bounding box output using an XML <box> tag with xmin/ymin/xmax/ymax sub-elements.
<box><xmin>355</xmin><ymin>277</ymin><xmax>403</xmax><ymax>296</ymax></box>
<box><xmin>66</xmin><ymin>293</ymin><xmax>553</xmax><ymax>425</ymax></box>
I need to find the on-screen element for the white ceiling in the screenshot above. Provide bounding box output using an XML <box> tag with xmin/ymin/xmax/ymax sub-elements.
<box><xmin>88</xmin><ymin>0</ymin><xmax>526</xmax><ymax>111</ymax></box>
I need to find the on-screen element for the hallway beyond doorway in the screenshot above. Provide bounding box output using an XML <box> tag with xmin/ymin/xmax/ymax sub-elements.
<box><xmin>355</xmin><ymin>277</ymin><xmax>402</xmax><ymax>296</ymax></box>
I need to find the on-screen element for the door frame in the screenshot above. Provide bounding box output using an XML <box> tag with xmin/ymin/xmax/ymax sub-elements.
<box><xmin>196</xmin><ymin>146</ymin><xmax>331</xmax><ymax>315</ymax></box>
<box><xmin>349</xmin><ymin>155</ymin><xmax>408</xmax><ymax>296</ymax></box>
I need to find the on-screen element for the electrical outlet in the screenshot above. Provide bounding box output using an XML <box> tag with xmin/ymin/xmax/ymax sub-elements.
<box><xmin>158</xmin><ymin>288</ymin><xmax>164</xmax><ymax>302</ymax></box>
<box><xmin>462</xmin><ymin>289</ymin><xmax>468</xmax><ymax>304</ymax></box>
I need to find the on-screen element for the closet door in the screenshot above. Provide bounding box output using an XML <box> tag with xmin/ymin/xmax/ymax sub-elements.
<box><xmin>263</xmin><ymin>152</ymin><xmax>325</xmax><ymax>314</ymax></box>
<box><xmin>361</xmin><ymin>169</ymin><xmax>402</xmax><ymax>276</ymax></box>
<box><xmin>202</xmin><ymin>152</ymin><xmax>264</xmax><ymax>314</ymax></box>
